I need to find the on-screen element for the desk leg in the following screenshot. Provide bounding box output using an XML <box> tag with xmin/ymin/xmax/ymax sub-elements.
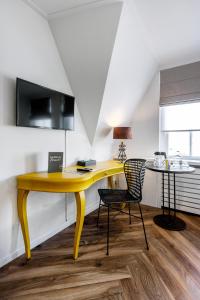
<box><xmin>17</xmin><ymin>189</ymin><xmax>31</xmax><ymax>260</ymax></box>
<box><xmin>73</xmin><ymin>191</ymin><xmax>86</xmax><ymax>260</ymax></box>
<box><xmin>108</xmin><ymin>176</ymin><xmax>114</xmax><ymax>188</ymax></box>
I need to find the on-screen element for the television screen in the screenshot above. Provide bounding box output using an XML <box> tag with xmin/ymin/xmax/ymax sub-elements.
<box><xmin>16</xmin><ymin>78</ymin><xmax>75</xmax><ymax>130</ymax></box>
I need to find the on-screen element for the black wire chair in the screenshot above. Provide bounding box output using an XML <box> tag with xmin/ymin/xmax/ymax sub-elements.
<box><xmin>97</xmin><ymin>158</ymin><xmax>149</xmax><ymax>255</ymax></box>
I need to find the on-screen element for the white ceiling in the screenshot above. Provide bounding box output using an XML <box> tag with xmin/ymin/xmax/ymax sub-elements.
<box><xmin>133</xmin><ymin>0</ymin><xmax>200</xmax><ymax>68</ymax></box>
<box><xmin>27</xmin><ymin>0</ymin><xmax>118</xmax><ymax>16</ymax></box>
<box><xmin>26</xmin><ymin>0</ymin><xmax>200</xmax><ymax>68</ymax></box>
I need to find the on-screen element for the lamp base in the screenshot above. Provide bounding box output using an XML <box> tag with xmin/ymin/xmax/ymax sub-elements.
<box><xmin>118</xmin><ymin>141</ymin><xmax>127</xmax><ymax>163</ymax></box>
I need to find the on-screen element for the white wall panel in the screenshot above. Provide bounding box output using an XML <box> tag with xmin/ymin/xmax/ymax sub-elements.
<box><xmin>50</xmin><ymin>2</ymin><xmax>123</xmax><ymax>144</ymax></box>
<box><xmin>130</xmin><ymin>74</ymin><xmax>160</xmax><ymax>207</ymax></box>
<box><xmin>0</xmin><ymin>0</ymin><xmax>102</xmax><ymax>267</ymax></box>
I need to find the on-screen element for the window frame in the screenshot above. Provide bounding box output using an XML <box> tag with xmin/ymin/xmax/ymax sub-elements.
<box><xmin>162</xmin><ymin>129</ymin><xmax>200</xmax><ymax>160</ymax></box>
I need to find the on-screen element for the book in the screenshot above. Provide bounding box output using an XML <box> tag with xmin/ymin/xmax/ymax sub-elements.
<box><xmin>48</xmin><ymin>152</ymin><xmax>63</xmax><ymax>173</ymax></box>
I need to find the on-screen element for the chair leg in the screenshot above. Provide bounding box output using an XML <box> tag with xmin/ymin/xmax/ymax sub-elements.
<box><xmin>138</xmin><ymin>203</ymin><xmax>149</xmax><ymax>250</ymax></box>
<box><xmin>128</xmin><ymin>203</ymin><xmax>131</xmax><ymax>224</ymax></box>
<box><xmin>97</xmin><ymin>199</ymin><xmax>101</xmax><ymax>227</ymax></box>
<box><xmin>107</xmin><ymin>204</ymin><xmax>110</xmax><ymax>255</ymax></box>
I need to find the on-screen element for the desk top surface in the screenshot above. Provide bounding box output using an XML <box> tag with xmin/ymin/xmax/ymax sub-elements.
<box><xmin>17</xmin><ymin>160</ymin><xmax>124</xmax><ymax>192</ymax></box>
<box><xmin>17</xmin><ymin>160</ymin><xmax>123</xmax><ymax>181</ymax></box>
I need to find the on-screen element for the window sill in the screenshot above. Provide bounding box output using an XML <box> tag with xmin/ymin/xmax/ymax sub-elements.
<box><xmin>185</xmin><ymin>160</ymin><xmax>200</xmax><ymax>167</ymax></box>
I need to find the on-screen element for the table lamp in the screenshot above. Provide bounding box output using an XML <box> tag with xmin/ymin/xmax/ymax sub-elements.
<box><xmin>113</xmin><ymin>127</ymin><xmax>133</xmax><ymax>162</ymax></box>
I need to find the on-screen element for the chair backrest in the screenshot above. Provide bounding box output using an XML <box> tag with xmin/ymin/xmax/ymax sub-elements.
<box><xmin>124</xmin><ymin>159</ymin><xmax>146</xmax><ymax>200</ymax></box>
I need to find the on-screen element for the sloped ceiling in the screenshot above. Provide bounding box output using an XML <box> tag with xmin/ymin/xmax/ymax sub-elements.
<box><xmin>25</xmin><ymin>0</ymin><xmax>200</xmax><ymax>69</ymax></box>
<box><xmin>50</xmin><ymin>2</ymin><xmax>123</xmax><ymax>143</ymax></box>
<box><xmin>29</xmin><ymin>0</ymin><xmax>101</xmax><ymax>15</ymax></box>
<box><xmin>98</xmin><ymin>0</ymin><xmax>157</xmax><ymax>129</ymax></box>
<box><xmin>92</xmin><ymin>0</ymin><xmax>157</xmax><ymax>157</ymax></box>
<box><xmin>133</xmin><ymin>0</ymin><xmax>200</xmax><ymax>69</ymax></box>
<box><xmin>49</xmin><ymin>0</ymin><xmax>157</xmax><ymax>144</ymax></box>
<box><xmin>24</xmin><ymin>0</ymin><xmax>122</xmax><ymax>18</ymax></box>
<box><xmin>24</xmin><ymin>0</ymin><xmax>200</xmax><ymax>144</ymax></box>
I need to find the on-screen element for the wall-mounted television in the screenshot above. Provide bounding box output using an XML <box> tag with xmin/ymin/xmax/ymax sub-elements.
<box><xmin>16</xmin><ymin>78</ymin><xmax>75</xmax><ymax>130</ymax></box>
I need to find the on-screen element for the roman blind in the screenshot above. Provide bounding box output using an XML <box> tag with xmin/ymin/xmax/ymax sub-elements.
<box><xmin>160</xmin><ymin>102</ymin><xmax>200</xmax><ymax>131</ymax></box>
<box><xmin>160</xmin><ymin>61</ymin><xmax>200</xmax><ymax>106</ymax></box>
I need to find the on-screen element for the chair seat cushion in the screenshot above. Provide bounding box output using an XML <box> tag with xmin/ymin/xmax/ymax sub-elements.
<box><xmin>98</xmin><ymin>189</ymin><xmax>140</xmax><ymax>204</ymax></box>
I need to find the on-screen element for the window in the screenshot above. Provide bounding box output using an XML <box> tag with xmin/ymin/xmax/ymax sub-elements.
<box><xmin>192</xmin><ymin>131</ymin><xmax>200</xmax><ymax>156</ymax></box>
<box><xmin>168</xmin><ymin>131</ymin><xmax>190</xmax><ymax>156</ymax></box>
<box><xmin>160</xmin><ymin>103</ymin><xmax>200</xmax><ymax>158</ymax></box>
<box><xmin>167</xmin><ymin>131</ymin><xmax>200</xmax><ymax>157</ymax></box>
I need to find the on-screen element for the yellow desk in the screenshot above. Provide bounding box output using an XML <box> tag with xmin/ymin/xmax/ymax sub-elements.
<box><xmin>17</xmin><ymin>160</ymin><xmax>124</xmax><ymax>260</ymax></box>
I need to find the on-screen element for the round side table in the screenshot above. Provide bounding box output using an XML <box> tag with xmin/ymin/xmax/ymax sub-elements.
<box><xmin>146</xmin><ymin>162</ymin><xmax>195</xmax><ymax>230</ymax></box>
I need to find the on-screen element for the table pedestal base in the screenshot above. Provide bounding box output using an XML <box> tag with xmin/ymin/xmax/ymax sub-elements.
<box><xmin>153</xmin><ymin>214</ymin><xmax>186</xmax><ymax>231</ymax></box>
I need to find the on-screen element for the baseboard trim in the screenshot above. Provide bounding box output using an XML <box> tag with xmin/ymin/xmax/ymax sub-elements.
<box><xmin>0</xmin><ymin>203</ymin><xmax>98</xmax><ymax>268</ymax></box>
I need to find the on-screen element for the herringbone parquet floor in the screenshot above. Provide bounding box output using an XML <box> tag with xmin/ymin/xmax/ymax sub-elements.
<box><xmin>0</xmin><ymin>205</ymin><xmax>200</xmax><ymax>299</ymax></box>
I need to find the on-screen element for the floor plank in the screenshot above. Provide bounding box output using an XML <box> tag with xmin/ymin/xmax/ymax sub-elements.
<box><xmin>0</xmin><ymin>205</ymin><xmax>200</xmax><ymax>299</ymax></box>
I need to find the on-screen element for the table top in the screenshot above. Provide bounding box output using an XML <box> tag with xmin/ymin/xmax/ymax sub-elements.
<box><xmin>17</xmin><ymin>160</ymin><xmax>124</xmax><ymax>193</ymax></box>
<box><xmin>145</xmin><ymin>161</ymin><xmax>195</xmax><ymax>174</ymax></box>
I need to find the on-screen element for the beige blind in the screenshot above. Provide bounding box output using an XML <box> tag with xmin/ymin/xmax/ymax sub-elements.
<box><xmin>160</xmin><ymin>61</ymin><xmax>200</xmax><ymax>106</ymax></box>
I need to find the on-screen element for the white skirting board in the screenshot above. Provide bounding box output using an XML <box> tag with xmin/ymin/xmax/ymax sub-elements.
<box><xmin>0</xmin><ymin>202</ymin><xmax>99</xmax><ymax>268</ymax></box>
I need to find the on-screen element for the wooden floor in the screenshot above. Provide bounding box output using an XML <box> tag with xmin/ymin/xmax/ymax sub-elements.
<box><xmin>0</xmin><ymin>205</ymin><xmax>200</xmax><ymax>300</ymax></box>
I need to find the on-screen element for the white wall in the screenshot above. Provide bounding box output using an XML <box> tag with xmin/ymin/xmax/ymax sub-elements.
<box><xmin>0</xmin><ymin>0</ymin><xmax>105</xmax><ymax>268</ymax></box>
<box><xmin>50</xmin><ymin>0</ymin><xmax>158</xmax><ymax>162</ymax></box>
<box><xmin>91</xmin><ymin>0</ymin><xmax>158</xmax><ymax>161</ymax></box>
<box><xmin>98</xmin><ymin>0</ymin><xmax>157</xmax><ymax>128</ymax></box>
<box><xmin>0</xmin><ymin>0</ymin><xmax>160</xmax><ymax>268</ymax></box>
<box><xmin>50</xmin><ymin>2</ymin><xmax>123</xmax><ymax>144</ymax></box>
<box><xmin>130</xmin><ymin>73</ymin><xmax>160</xmax><ymax>207</ymax></box>
<box><xmin>131</xmin><ymin>73</ymin><xmax>160</xmax><ymax>159</ymax></box>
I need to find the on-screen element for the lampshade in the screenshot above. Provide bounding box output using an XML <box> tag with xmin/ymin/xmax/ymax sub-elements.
<box><xmin>113</xmin><ymin>127</ymin><xmax>133</xmax><ymax>139</ymax></box>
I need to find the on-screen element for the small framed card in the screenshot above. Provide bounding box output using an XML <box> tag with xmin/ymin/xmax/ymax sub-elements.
<box><xmin>48</xmin><ymin>152</ymin><xmax>63</xmax><ymax>173</ymax></box>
